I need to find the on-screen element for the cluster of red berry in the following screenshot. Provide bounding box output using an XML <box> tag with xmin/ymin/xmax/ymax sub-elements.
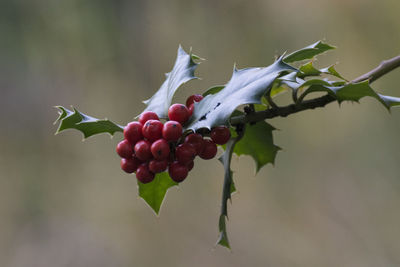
<box><xmin>116</xmin><ymin>95</ymin><xmax>231</xmax><ymax>184</ymax></box>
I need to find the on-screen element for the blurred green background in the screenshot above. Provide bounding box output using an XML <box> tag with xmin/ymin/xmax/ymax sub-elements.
<box><xmin>1</xmin><ymin>0</ymin><xmax>400</xmax><ymax>266</ymax></box>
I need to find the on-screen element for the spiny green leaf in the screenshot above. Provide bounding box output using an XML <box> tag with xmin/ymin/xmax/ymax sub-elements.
<box><xmin>298</xmin><ymin>61</ymin><xmax>321</xmax><ymax>77</ymax></box>
<box><xmin>297</xmin><ymin>61</ymin><xmax>347</xmax><ymax>81</ymax></box>
<box><xmin>138</xmin><ymin>172</ymin><xmax>178</xmax><ymax>215</ymax></box>
<box><xmin>320</xmin><ymin>65</ymin><xmax>347</xmax><ymax>81</ymax></box>
<box><xmin>234</xmin><ymin>120</ymin><xmax>280</xmax><ymax>173</ymax></box>
<box><xmin>55</xmin><ymin>106</ymin><xmax>123</xmax><ymax>138</ymax></box>
<box><xmin>217</xmin><ymin>135</ymin><xmax>241</xmax><ymax>249</ymax></box>
<box><xmin>283</xmin><ymin>41</ymin><xmax>336</xmax><ymax>63</ymax></box>
<box><xmin>217</xmin><ymin>214</ymin><xmax>230</xmax><ymax>249</ymax></box>
<box><xmin>203</xmin><ymin>85</ymin><xmax>225</xmax><ymax>96</ymax></box>
<box><xmin>253</xmin><ymin>97</ymin><xmax>269</xmax><ymax>112</ymax></box>
<box><xmin>186</xmin><ymin>57</ymin><xmax>296</xmax><ymax>131</ymax></box>
<box><xmin>142</xmin><ymin>46</ymin><xmax>200</xmax><ymax>119</ymax></box>
<box><xmin>298</xmin><ymin>80</ymin><xmax>400</xmax><ymax>110</ymax></box>
<box><xmin>230</xmin><ymin>179</ymin><xmax>236</xmax><ymax>194</ymax></box>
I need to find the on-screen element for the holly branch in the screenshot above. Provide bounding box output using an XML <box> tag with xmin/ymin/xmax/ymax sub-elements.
<box><xmin>230</xmin><ymin>55</ymin><xmax>400</xmax><ymax>125</ymax></box>
<box><xmin>54</xmin><ymin>42</ymin><xmax>400</xmax><ymax>249</ymax></box>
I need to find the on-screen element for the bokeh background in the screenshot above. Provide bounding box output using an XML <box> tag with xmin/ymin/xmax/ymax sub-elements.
<box><xmin>1</xmin><ymin>0</ymin><xmax>400</xmax><ymax>266</ymax></box>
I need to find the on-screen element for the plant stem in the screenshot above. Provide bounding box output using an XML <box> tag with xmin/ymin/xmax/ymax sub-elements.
<box><xmin>230</xmin><ymin>55</ymin><xmax>400</xmax><ymax>125</ymax></box>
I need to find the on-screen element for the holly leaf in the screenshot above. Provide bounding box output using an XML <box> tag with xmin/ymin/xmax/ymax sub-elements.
<box><xmin>320</xmin><ymin>65</ymin><xmax>347</xmax><ymax>81</ymax></box>
<box><xmin>298</xmin><ymin>61</ymin><xmax>321</xmax><ymax>77</ymax></box>
<box><xmin>142</xmin><ymin>46</ymin><xmax>200</xmax><ymax>119</ymax></box>
<box><xmin>54</xmin><ymin>106</ymin><xmax>123</xmax><ymax>138</ymax></box>
<box><xmin>297</xmin><ymin>61</ymin><xmax>347</xmax><ymax>81</ymax></box>
<box><xmin>217</xmin><ymin>134</ymin><xmax>242</xmax><ymax>249</ymax></box>
<box><xmin>203</xmin><ymin>85</ymin><xmax>225</xmax><ymax>96</ymax></box>
<box><xmin>283</xmin><ymin>40</ymin><xmax>335</xmax><ymax>63</ymax></box>
<box><xmin>138</xmin><ymin>172</ymin><xmax>178</xmax><ymax>215</ymax></box>
<box><xmin>234</xmin><ymin>120</ymin><xmax>280</xmax><ymax>173</ymax></box>
<box><xmin>186</xmin><ymin>57</ymin><xmax>296</xmax><ymax>131</ymax></box>
<box><xmin>298</xmin><ymin>80</ymin><xmax>400</xmax><ymax>109</ymax></box>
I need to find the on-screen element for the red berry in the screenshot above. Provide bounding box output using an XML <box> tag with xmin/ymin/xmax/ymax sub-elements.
<box><xmin>168</xmin><ymin>161</ymin><xmax>188</xmax><ymax>183</ymax></box>
<box><xmin>187</xmin><ymin>161</ymin><xmax>194</xmax><ymax>171</ymax></box>
<box><xmin>210</xmin><ymin>126</ymin><xmax>231</xmax><ymax>145</ymax></box>
<box><xmin>184</xmin><ymin>133</ymin><xmax>204</xmax><ymax>154</ymax></box>
<box><xmin>175</xmin><ymin>143</ymin><xmax>196</xmax><ymax>165</ymax></box>
<box><xmin>136</xmin><ymin>163</ymin><xmax>155</xmax><ymax>183</ymax></box>
<box><xmin>124</xmin><ymin>122</ymin><xmax>143</xmax><ymax>145</ymax></box>
<box><xmin>168</xmin><ymin>104</ymin><xmax>190</xmax><ymax>124</ymax></box>
<box><xmin>162</xmin><ymin>121</ymin><xmax>182</xmax><ymax>142</ymax></box>
<box><xmin>151</xmin><ymin>139</ymin><xmax>170</xmax><ymax>160</ymax></box>
<box><xmin>116</xmin><ymin>139</ymin><xmax>133</xmax><ymax>159</ymax></box>
<box><xmin>149</xmin><ymin>159</ymin><xmax>168</xmax><ymax>173</ymax></box>
<box><xmin>199</xmin><ymin>139</ymin><xmax>217</xmax><ymax>159</ymax></box>
<box><xmin>142</xmin><ymin>120</ymin><xmax>163</xmax><ymax>142</ymax></box>
<box><xmin>186</xmin><ymin>94</ymin><xmax>204</xmax><ymax>107</ymax></box>
<box><xmin>188</xmin><ymin>104</ymin><xmax>194</xmax><ymax>117</ymax></box>
<box><xmin>139</xmin><ymin>111</ymin><xmax>159</xmax><ymax>125</ymax></box>
<box><xmin>134</xmin><ymin>140</ymin><xmax>152</xmax><ymax>161</ymax></box>
<box><xmin>120</xmin><ymin>157</ymin><xmax>141</xmax><ymax>173</ymax></box>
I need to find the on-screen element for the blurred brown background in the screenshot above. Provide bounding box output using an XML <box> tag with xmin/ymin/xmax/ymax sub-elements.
<box><xmin>1</xmin><ymin>0</ymin><xmax>400</xmax><ymax>266</ymax></box>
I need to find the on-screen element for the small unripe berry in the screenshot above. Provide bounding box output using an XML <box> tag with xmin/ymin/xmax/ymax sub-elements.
<box><xmin>168</xmin><ymin>104</ymin><xmax>190</xmax><ymax>124</ymax></box>
<box><xmin>139</xmin><ymin>111</ymin><xmax>159</xmax><ymax>125</ymax></box>
<box><xmin>142</xmin><ymin>120</ymin><xmax>163</xmax><ymax>142</ymax></box>
<box><xmin>136</xmin><ymin>163</ymin><xmax>155</xmax><ymax>183</ymax></box>
<box><xmin>162</xmin><ymin>121</ymin><xmax>182</xmax><ymax>142</ymax></box>
<box><xmin>134</xmin><ymin>140</ymin><xmax>152</xmax><ymax>161</ymax></box>
<box><xmin>184</xmin><ymin>133</ymin><xmax>204</xmax><ymax>154</ymax></box>
<box><xmin>120</xmin><ymin>157</ymin><xmax>141</xmax><ymax>173</ymax></box>
<box><xmin>186</xmin><ymin>94</ymin><xmax>204</xmax><ymax>107</ymax></box>
<box><xmin>210</xmin><ymin>126</ymin><xmax>231</xmax><ymax>145</ymax></box>
<box><xmin>168</xmin><ymin>161</ymin><xmax>189</xmax><ymax>183</ymax></box>
<box><xmin>124</xmin><ymin>122</ymin><xmax>143</xmax><ymax>145</ymax></box>
<box><xmin>175</xmin><ymin>143</ymin><xmax>196</xmax><ymax>165</ymax></box>
<box><xmin>151</xmin><ymin>139</ymin><xmax>170</xmax><ymax>160</ymax></box>
<box><xmin>199</xmin><ymin>139</ymin><xmax>217</xmax><ymax>159</ymax></box>
<box><xmin>116</xmin><ymin>139</ymin><xmax>133</xmax><ymax>159</ymax></box>
<box><xmin>149</xmin><ymin>159</ymin><xmax>168</xmax><ymax>173</ymax></box>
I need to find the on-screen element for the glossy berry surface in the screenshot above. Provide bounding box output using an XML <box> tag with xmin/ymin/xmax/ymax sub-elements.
<box><xmin>150</xmin><ymin>139</ymin><xmax>170</xmax><ymax>160</ymax></box>
<box><xmin>134</xmin><ymin>140</ymin><xmax>152</xmax><ymax>161</ymax></box>
<box><xmin>211</xmin><ymin>126</ymin><xmax>231</xmax><ymax>145</ymax></box>
<box><xmin>136</xmin><ymin>164</ymin><xmax>155</xmax><ymax>183</ymax></box>
<box><xmin>175</xmin><ymin>143</ymin><xmax>196</xmax><ymax>165</ymax></box>
<box><xmin>149</xmin><ymin>159</ymin><xmax>168</xmax><ymax>173</ymax></box>
<box><xmin>116</xmin><ymin>139</ymin><xmax>133</xmax><ymax>159</ymax></box>
<box><xmin>168</xmin><ymin>161</ymin><xmax>188</xmax><ymax>183</ymax></box>
<box><xmin>139</xmin><ymin>111</ymin><xmax>159</xmax><ymax>125</ymax></box>
<box><xmin>162</xmin><ymin>121</ymin><xmax>182</xmax><ymax>142</ymax></box>
<box><xmin>124</xmin><ymin>122</ymin><xmax>143</xmax><ymax>145</ymax></box>
<box><xmin>199</xmin><ymin>139</ymin><xmax>217</xmax><ymax>159</ymax></box>
<box><xmin>188</xmin><ymin>104</ymin><xmax>194</xmax><ymax>117</ymax></box>
<box><xmin>142</xmin><ymin>120</ymin><xmax>163</xmax><ymax>142</ymax></box>
<box><xmin>120</xmin><ymin>157</ymin><xmax>141</xmax><ymax>173</ymax></box>
<box><xmin>168</xmin><ymin>104</ymin><xmax>190</xmax><ymax>124</ymax></box>
<box><xmin>186</xmin><ymin>94</ymin><xmax>204</xmax><ymax>106</ymax></box>
<box><xmin>184</xmin><ymin>133</ymin><xmax>204</xmax><ymax>154</ymax></box>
